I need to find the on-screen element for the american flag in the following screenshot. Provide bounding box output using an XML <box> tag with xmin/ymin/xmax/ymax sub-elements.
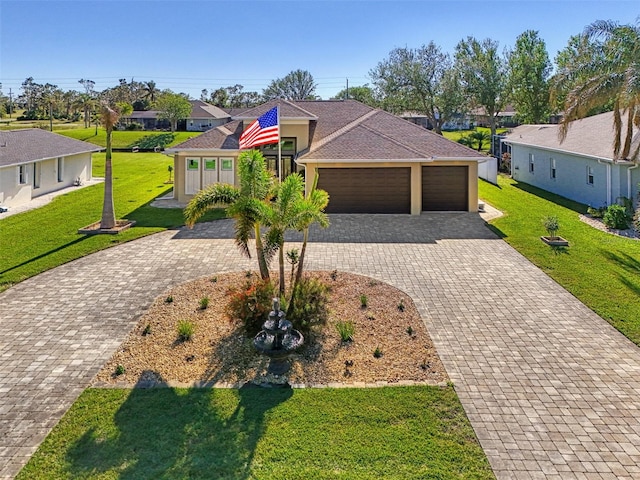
<box><xmin>238</xmin><ymin>106</ymin><xmax>280</xmax><ymax>149</ymax></box>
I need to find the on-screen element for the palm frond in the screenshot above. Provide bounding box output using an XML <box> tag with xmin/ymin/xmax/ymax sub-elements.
<box><xmin>183</xmin><ymin>183</ymin><xmax>239</xmax><ymax>227</ymax></box>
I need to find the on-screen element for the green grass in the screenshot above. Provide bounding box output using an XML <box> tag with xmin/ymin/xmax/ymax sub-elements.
<box><xmin>0</xmin><ymin>152</ymin><xmax>224</xmax><ymax>292</ymax></box>
<box><xmin>480</xmin><ymin>176</ymin><xmax>640</xmax><ymax>345</ymax></box>
<box><xmin>58</xmin><ymin>128</ymin><xmax>200</xmax><ymax>150</ymax></box>
<box><xmin>17</xmin><ymin>386</ymin><xmax>494</xmax><ymax>480</ymax></box>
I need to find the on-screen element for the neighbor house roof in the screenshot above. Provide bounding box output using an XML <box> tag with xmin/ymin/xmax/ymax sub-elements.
<box><xmin>126</xmin><ymin>100</ymin><xmax>231</xmax><ymax>121</ymax></box>
<box><xmin>167</xmin><ymin>99</ymin><xmax>486</xmax><ymax>161</ymax></box>
<box><xmin>505</xmin><ymin>111</ymin><xmax>640</xmax><ymax>162</ymax></box>
<box><xmin>0</xmin><ymin>129</ymin><xmax>103</xmax><ymax>168</ymax></box>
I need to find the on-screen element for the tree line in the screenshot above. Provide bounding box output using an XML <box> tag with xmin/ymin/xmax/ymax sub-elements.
<box><xmin>1</xmin><ymin>17</ymin><xmax>637</xmax><ymax>155</ymax></box>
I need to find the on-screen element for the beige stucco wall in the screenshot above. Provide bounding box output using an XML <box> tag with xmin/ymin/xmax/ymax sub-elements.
<box><xmin>302</xmin><ymin>160</ymin><xmax>479</xmax><ymax>215</ymax></box>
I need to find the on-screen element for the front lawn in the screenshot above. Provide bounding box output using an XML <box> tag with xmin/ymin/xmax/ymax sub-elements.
<box><xmin>17</xmin><ymin>386</ymin><xmax>494</xmax><ymax>480</ymax></box>
<box><xmin>480</xmin><ymin>176</ymin><xmax>640</xmax><ymax>345</ymax></box>
<box><xmin>0</xmin><ymin>152</ymin><xmax>224</xmax><ymax>292</ymax></box>
<box><xmin>58</xmin><ymin>128</ymin><xmax>200</xmax><ymax>150</ymax></box>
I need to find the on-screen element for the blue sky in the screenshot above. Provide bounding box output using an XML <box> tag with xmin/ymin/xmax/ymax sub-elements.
<box><xmin>0</xmin><ymin>0</ymin><xmax>638</xmax><ymax>100</ymax></box>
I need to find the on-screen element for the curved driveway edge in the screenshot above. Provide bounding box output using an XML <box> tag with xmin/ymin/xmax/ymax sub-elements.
<box><xmin>2</xmin><ymin>213</ymin><xmax>640</xmax><ymax>479</ymax></box>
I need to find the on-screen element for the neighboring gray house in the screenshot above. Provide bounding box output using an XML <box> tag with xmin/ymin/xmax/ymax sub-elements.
<box><xmin>504</xmin><ymin>111</ymin><xmax>640</xmax><ymax>208</ymax></box>
<box><xmin>122</xmin><ymin>100</ymin><xmax>230</xmax><ymax>131</ymax></box>
<box><xmin>0</xmin><ymin>129</ymin><xmax>102</xmax><ymax>209</ymax></box>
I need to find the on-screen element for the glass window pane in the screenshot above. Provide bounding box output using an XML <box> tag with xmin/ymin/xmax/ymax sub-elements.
<box><xmin>221</xmin><ymin>158</ymin><xmax>233</xmax><ymax>170</ymax></box>
<box><xmin>204</xmin><ymin>158</ymin><xmax>216</xmax><ymax>170</ymax></box>
<box><xmin>187</xmin><ymin>158</ymin><xmax>199</xmax><ymax>170</ymax></box>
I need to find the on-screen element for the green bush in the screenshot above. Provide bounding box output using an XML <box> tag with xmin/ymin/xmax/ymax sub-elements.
<box><xmin>177</xmin><ymin>320</ymin><xmax>195</xmax><ymax>341</ymax></box>
<box><xmin>543</xmin><ymin>215</ymin><xmax>560</xmax><ymax>238</ymax></box>
<box><xmin>287</xmin><ymin>277</ymin><xmax>329</xmax><ymax>335</ymax></box>
<box><xmin>226</xmin><ymin>279</ymin><xmax>275</xmax><ymax>335</ymax></box>
<box><xmin>336</xmin><ymin>321</ymin><xmax>355</xmax><ymax>342</ymax></box>
<box><xmin>603</xmin><ymin>204</ymin><xmax>630</xmax><ymax>229</ymax></box>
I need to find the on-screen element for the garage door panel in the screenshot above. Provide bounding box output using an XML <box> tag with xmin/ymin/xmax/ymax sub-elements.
<box><xmin>422</xmin><ymin>166</ymin><xmax>468</xmax><ymax>211</ymax></box>
<box><xmin>318</xmin><ymin>168</ymin><xmax>410</xmax><ymax>214</ymax></box>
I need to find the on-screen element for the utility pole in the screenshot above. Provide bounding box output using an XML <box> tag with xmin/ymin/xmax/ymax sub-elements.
<box><xmin>8</xmin><ymin>88</ymin><xmax>13</xmax><ymax>118</ymax></box>
<box><xmin>346</xmin><ymin>78</ymin><xmax>349</xmax><ymax>100</ymax></box>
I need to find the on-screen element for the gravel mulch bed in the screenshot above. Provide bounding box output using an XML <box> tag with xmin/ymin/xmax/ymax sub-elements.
<box><xmin>579</xmin><ymin>214</ymin><xmax>639</xmax><ymax>240</ymax></box>
<box><xmin>93</xmin><ymin>271</ymin><xmax>449</xmax><ymax>388</ymax></box>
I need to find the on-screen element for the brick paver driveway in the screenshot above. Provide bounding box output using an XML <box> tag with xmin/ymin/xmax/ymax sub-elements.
<box><xmin>2</xmin><ymin>213</ymin><xmax>640</xmax><ymax>479</ymax></box>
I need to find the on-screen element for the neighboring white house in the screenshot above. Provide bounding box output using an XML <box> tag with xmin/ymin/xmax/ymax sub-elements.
<box><xmin>504</xmin><ymin>111</ymin><xmax>640</xmax><ymax>208</ymax></box>
<box><xmin>0</xmin><ymin>129</ymin><xmax>102</xmax><ymax>209</ymax></box>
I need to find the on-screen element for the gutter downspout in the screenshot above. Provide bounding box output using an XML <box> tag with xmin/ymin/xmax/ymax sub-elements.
<box><xmin>628</xmin><ymin>163</ymin><xmax>639</xmax><ymax>204</ymax></box>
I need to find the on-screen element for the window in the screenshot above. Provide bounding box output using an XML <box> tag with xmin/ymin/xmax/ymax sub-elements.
<box><xmin>204</xmin><ymin>158</ymin><xmax>216</xmax><ymax>170</ymax></box>
<box><xmin>528</xmin><ymin>153</ymin><xmax>535</xmax><ymax>173</ymax></box>
<box><xmin>262</xmin><ymin>137</ymin><xmax>297</xmax><ymax>152</ymax></box>
<box><xmin>550</xmin><ymin>158</ymin><xmax>556</xmax><ymax>179</ymax></box>
<box><xmin>187</xmin><ymin>158</ymin><xmax>199</xmax><ymax>170</ymax></box>
<box><xmin>221</xmin><ymin>158</ymin><xmax>233</xmax><ymax>170</ymax></box>
<box><xmin>33</xmin><ymin>162</ymin><xmax>41</xmax><ymax>189</ymax></box>
<box><xmin>587</xmin><ymin>166</ymin><xmax>594</xmax><ymax>185</ymax></box>
<box><xmin>18</xmin><ymin>165</ymin><xmax>27</xmax><ymax>184</ymax></box>
<box><xmin>57</xmin><ymin>157</ymin><xmax>64</xmax><ymax>182</ymax></box>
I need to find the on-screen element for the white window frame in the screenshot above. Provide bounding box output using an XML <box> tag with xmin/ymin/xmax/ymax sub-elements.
<box><xmin>57</xmin><ymin>157</ymin><xmax>64</xmax><ymax>183</ymax></box>
<box><xmin>18</xmin><ymin>165</ymin><xmax>27</xmax><ymax>184</ymax></box>
<box><xmin>550</xmin><ymin>158</ymin><xmax>556</xmax><ymax>180</ymax></box>
<box><xmin>528</xmin><ymin>153</ymin><xmax>534</xmax><ymax>173</ymax></box>
<box><xmin>33</xmin><ymin>162</ymin><xmax>41</xmax><ymax>189</ymax></box>
<box><xmin>587</xmin><ymin>166</ymin><xmax>594</xmax><ymax>185</ymax></box>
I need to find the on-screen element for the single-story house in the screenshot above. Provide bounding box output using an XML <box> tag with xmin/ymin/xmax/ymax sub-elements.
<box><xmin>504</xmin><ymin>111</ymin><xmax>640</xmax><ymax>208</ymax></box>
<box><xmin>121</xmin><ymin>100</ymin><xmax>230</xmax><ymax>131</ymax></box>
<box><xmin>0</xmin><ymin>128</ymin><xmax>102</xmax><ymax>209</ymax></box>
<box><xmin>165</xmin><ymin>99</ymin><xmax>487</xmax><ymax>214</ymax></box>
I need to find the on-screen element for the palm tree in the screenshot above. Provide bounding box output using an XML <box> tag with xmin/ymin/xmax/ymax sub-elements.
<box><xmin>470</xmin><ymin>130</ymin><xmax>492</xmax><ymax>152</ymax></box>
<box><xmin>184</xmin><ymin>150</ymin><xmax>274</xmax><ymax>280</ymax></box>
<box><xmin>143</xmin><ymin>80</ymin><xmax>158</xmax><ymax>104</ymax></box>
<box><xmin>263</xmin><ymin>173</ymin><xmax>306</xmax><ymax>295</ymax></box>
<box><xmin>556</xmin><ymin>19</ymin><xmax>640</xmax><ymax>161</ymax></box>
<box><xmin>100</xmin><ymin>102</ymin><xmax>132</xmax><ymax>229</ymax></box>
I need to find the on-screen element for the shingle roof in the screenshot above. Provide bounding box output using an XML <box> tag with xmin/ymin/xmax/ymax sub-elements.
<box><xmin>168</xmin><ymin>100</ymin><xmax>485</xmax><ymax>161</ymax></box>
<box><xmin>0</xmin><ymin>129</ymin><xmax>103</xmax><ymax>168</ymax></box>
<box><xmin>505</xmin><ymin>111</ymin><xmax>640</xmax><ymax>161</ymax></box>
<box><xmin>189</xmin><ymin>100</ymin><xmax>229</xmax><ymax>119</ymax></box>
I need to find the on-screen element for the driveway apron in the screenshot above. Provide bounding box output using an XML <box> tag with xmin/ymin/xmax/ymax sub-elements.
<box><xmin>2</xmin><ymin>213</ymin><xmax>640</xmax><ymax>479</ymax></box>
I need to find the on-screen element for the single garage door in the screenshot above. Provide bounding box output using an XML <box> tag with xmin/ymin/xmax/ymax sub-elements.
<box><xmin>422</xmin><ymin>166</ymin><xmax>468</xmax><ymax>211</ymax></box>
<box><xmin>318</xmin><ymin>168</ymin><xmax>411</xmax><ymax>214</ymax></box>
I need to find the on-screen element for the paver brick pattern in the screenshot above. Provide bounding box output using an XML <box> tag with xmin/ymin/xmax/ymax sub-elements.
<box><xmin>1</xmin><ymin>213</ymin><xmax>640</xmax><ymax>479</ymax></box>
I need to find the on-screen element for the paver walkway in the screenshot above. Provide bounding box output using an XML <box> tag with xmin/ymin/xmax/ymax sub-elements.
<box><xmin>2</xmin><ymin>213</ymin><xmax>640</xmax><ymax>479</ymax></box>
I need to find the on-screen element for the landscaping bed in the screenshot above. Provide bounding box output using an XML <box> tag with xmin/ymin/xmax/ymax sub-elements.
<box><xmin>93</xmin><ymin>271</ymin><xmax>448</xmax><ymax>387</ymax></box>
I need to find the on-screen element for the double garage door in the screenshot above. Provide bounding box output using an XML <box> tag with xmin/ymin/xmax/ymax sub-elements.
<box><xmin>317</xmin><ymin>166</ymin><xmax>468</xmax><ymax>214</ymax></box>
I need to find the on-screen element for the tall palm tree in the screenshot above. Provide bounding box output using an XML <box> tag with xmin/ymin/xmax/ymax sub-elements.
<box><xmin>143</xmin><ymin>80</ymin><xmax>158</xmax><ymax>104</ymax></box>
<box><xmin>100</xmin><ymin>102</ymin><xmax>132</xmax><ymax>229</ymax></box>
<box><xmin>556</xmin><ymin>19</ymin><xmax>640</xmax><ymax>161</ymax></box>
<box><xmin>184</xmin><ymin>150</ymin><xmax>274</xmax><ymax>280</ymax></box>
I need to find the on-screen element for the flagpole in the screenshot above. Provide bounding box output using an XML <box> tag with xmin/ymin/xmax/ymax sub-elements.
<box><xmin>277</xmin><ymin>106</ymin><xmax>282</xmax><ymax>182</ymax></box>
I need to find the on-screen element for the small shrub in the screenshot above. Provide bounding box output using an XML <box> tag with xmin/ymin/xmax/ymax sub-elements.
<box><xmin>336</xmin><ymin>320</ymin><xmax>355</xmax><ymax>342</ymax></box>
<box><xmin>177</xmin><ymin>320</ymin><xmax>195</xmax><ymax>341</ymax></box>
<box><xmin>245</xmin><ymin>270</ymin><xmax>253</xmax><ymax>278</ymax></box>
<box><xmin>406</xmin><ymin>325</ymin><xmax>413</xmax><ymax>336</ymax></box>
<box><xmin>115</xmin><ymin>364</ymin><xmax>125</xmax><ymax>376</ymax></box>
<box><xmin>287</xmin><ymin>277</ymin><xmax>330</xmax><ymax>335</ymax></box>
<box><xmin>397</xmin><ymin>299</ymin><xmax>405</xmax><ymax>312</ymax></box>
<box><xmin>366</xmin><ymin>313</ymin><xmax>375</xmax><ymax>321</ymax></box>
<box><xmin>359</xmin><ymin>294</ymin><xmax>368</xmax><ymax>308</ymax></box>
<box><xmin>373</xmin><ymin>347</ymin><xmax>383</xmax><ymax>358</ymax></box>
<box><xmin>210</xmin><ymin>276</ymin><xmax>218</xmax><ymax>283</ymax></box>
<box><xmin>165</xmin><ymin>295</ymin><xmax>173</xmax><ymax>304</ymax></box>
<box><xmin>142</xmin><ymin>324</ymin><xmax>152</xmax><ymax>336</ymax></box>
<box><xmin>587</xmin><ymin>205</ymin><xmax>607</xmax><ymax>218</ymax></box>
<box><xmin>542</xmin><ymin>216</ymin><xmax>560</xmax><ymax>239</ymax></box>
<box><xmin>330</xmin><ymin>270</ymin><xmax>338</xmax><ymax>281</ymax></box>
<box><xmin>199</xmin><ymin>296</ymin><xmax>209</xmax><ymax>310</ymax></box>
<box><xmin>603</xmin><ymin>204</ymin><xmax>630</xmax><ymax>229</ymax></box>
<box><xmin>226</xmin><ymin>279</ymin><xmax>275</xmax><ymax>335</ymax></box>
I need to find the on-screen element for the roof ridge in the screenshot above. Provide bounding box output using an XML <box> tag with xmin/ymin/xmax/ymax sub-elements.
<box><xmin>358</xmin><ymin>120</ymin><xmax>431</xmax><ymax>158</ymax></box>
<box><xmin>307</xmin><ymin>109</ymin><xmax>378</xmax><ymax>153</ymax></box>
<box><xmin>216</xmin><ymin>124</ymin><xmax>234</xmax><ymax>136</ymax></box>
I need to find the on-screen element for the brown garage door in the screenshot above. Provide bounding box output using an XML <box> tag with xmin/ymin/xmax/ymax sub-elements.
<box><xmin>422</xmin><ymin>166</ymin><xmax>468</xmax><ymax>211</ymax></box>
<box><xmin>317</xmin><ymin>168</ymin><xmax>411</xmax><ymax>214</ymax></box>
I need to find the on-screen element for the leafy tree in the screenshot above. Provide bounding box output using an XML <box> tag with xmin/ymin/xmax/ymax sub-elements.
<box><xmin>99</xmin><ymin>102</ymin><xmax>133</xmax><ymax>229</ymax></box>
<box><xmin>553</xmin><ymin>19</ymin><xmax>640</xmax><ymax>161</ymax></box>
<box><xmin>184</xmin><ymin>150</ymin><xmax>274</xmax><ymax>280</ymax></box>
<box><xmin>370</xmin><ymin>43</ymin><xmax>464</xmax><ymax>134</ymax></box>
<box><xmin>263</xmin><ymin>69</ymin><xmax>317</xmax><ymax>100</ymax></box>
<box><xmin>507</xmin><ymin>30</ymin><xmax>552</xmax><ymax>124</ymax></box>
<box><xmin>455</xmin><ymin>36</ymin><xmax>507</xmax><ymax>142</ymax></box>
<box><xmin>333</xmin><ymin>84</ymin><xmax>378</xmax><ymax>107</ymax></box>
<box><xmin>155</xmin><ymin>91</ymin><xmax>192</xmax><ymax>132</ymax></box>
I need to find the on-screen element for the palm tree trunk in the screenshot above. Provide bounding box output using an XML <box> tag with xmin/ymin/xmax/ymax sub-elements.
<box><xmin>254</xmin><ymin>224</ymin><xmax>270</xmax><ymax>280</ymax></box>
<box><xmin>287</xmin><ymin>227</ymin><xmax>309</xmax><ymax>317</ymax></box>
<box><xmin>100</xmin><ymin>125</ymin><xmax>116</xmax><ymax>229</ymax></box>
<box><xmin>278</xmin><ymin>243</ymin><xmax>286</xmax><ymax>295</ymax></box>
